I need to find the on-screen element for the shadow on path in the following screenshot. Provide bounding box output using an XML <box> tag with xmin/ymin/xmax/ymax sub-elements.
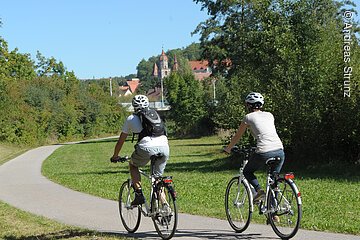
<box><xmin>2</xmin><ymin>229</ymin><xmax>118</xmax><ymax>240</ymax></box>
<box><xmin>104</xmin><ymin>228</ymin><xmax>276</xmax><ymax>240</ymax></box>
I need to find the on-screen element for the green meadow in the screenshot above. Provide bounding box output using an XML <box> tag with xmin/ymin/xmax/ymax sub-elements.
<box><xmin>0</xmin><ymin>143</ymin><xmax>131</xmax><ymax>240</ymax></box>
<box><xmin>41</xmin><ymin>136</ymin><xmax>360</xmax><ymax>235</ymax></box>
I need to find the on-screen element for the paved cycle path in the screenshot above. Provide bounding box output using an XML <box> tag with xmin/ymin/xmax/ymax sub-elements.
<box><xmin>0</xmin><ymin>144</ymin><xmax>358</xmax><ymax>240</ymax></box>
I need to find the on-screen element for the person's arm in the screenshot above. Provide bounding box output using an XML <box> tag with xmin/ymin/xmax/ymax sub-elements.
<box><xmin>224</xmin><ymin>121</ymin><xmax>248</xmax><ymax>153</ymax></box>
<box><xmin>111</xmin><ymin>132</ymin><xmax>128</xmax><ymax>160</ymax></box>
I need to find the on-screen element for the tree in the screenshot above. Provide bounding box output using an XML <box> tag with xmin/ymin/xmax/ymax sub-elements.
<box><xmin>193</xmin><ymin>0</ymin><xmax>360</xmax><ymax>164</ymax></box>
<box><xmin>0</xmin><ymin>35</ymin><xmax>127</xmax><ymax>144</ymax></box>
<box><xmin>36</xmin><ymin>51</ymin><xmax>66</xmax><ymax>76</ymax></box>
<box><xmin>135</xmin><ymin>44</ymin><xmax>204</xmax><ymax>94</ymax></box>
<box><xmin>165</xmin><ymin>72</ymin><xmax>206</xmax><ymax>136</ymax></box>
<box><xmin>135</xmin><ymin>57</ymin><xmax>158</xmax><ymax>94</ymax></box>
<box><xmin>177</xmin><ymin>42</ymin><xmax>202</xmax><ymax>60</ymax></box>
<box><xmin>0</xmin><ymin>38</ymin><xmax>36</xmax><ymax>79</ymax></box>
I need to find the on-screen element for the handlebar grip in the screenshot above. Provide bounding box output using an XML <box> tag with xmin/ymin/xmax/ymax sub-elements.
<box><xmin>110</xmin><ymin>156</ymin><xmax>129</xmax><ymax>163</ymax></box>
<box><xmin>119</xmin><ymin>156</ymin><xmax>129</xmax><ymax>163</ymax></box>
<box><xmin>110</xmin><ymin>156</ymin><xmax>119</xmax><ymax>163</ymax></box>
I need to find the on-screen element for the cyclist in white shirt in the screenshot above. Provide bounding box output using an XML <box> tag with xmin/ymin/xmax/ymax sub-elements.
<box><xmin>224</xmin><ymin>92</ymin><xmax>285</xmax><ymax>203</ymax></box>
<box><xmin>111</xmin><ymin>95</ymin><xmax>169</xmax><ymax>206</ymax></box>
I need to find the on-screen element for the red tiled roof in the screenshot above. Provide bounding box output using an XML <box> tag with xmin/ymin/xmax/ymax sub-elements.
<box><xmin>126</xmin><ymin>79</ymin><xmax>140</xmax><ymax>93</ymax></box>
<box><xmin>189</xmin><ymin>60</ymin><xmax>209</xmax><ymax>71</ymax></box>
<box><xmin>213</xmin><ymin>59</ymin><xmax>232</xmax><ymax>68</ymax></box>
<box><xmin>119</xmin><ymin>79</ymin><xmax>140</xmax><ymax>94</ymax></box>
<box><xmin>119</xmin><ymin>86</ymin><xmax>129</xmax><ymax>91</ymax></box>
<box><xmin>172</xmin><ymin>54</ymin><xmax>179</xmax><ymax>71</ymax></box>
<box><xmin>159</xmin><ymin>49</ymin><xmax>168</xmax><ymax>61</ymax></box>
<box><xmin>194</xmin><ymin>72</ymin><xmax>212</xmax><ymax>81</ymax></box>
<box><xmin>153</xmin><ymin>62</ymin><xmax>158</xmax><ymax>76</ymax></box>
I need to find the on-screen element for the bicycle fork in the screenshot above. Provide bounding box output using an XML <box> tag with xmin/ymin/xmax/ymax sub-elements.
<box><xmin>235</xmin><ymin>175</ymin><xmax>254</xmax><ymax>213</ymax></box>
<box><xmin>125</xmin><ymin>178</ymin><xmax>154</xmax><ymax>217</ymax></box>
<box><xmin>258</xmin><ymin>174</ymin><xmax>276</xmax><ymax>216</ymax></box>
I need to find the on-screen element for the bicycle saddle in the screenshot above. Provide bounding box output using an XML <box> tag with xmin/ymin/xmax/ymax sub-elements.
<box><xmin>150</xmin><ymin>153</ymin><xmax>164</xmax><ymax>161</ymax></box>
<box><xmin>265</xmin><ymin>156</ymin><xmax>281</xmax><ymax>166</ymax></box>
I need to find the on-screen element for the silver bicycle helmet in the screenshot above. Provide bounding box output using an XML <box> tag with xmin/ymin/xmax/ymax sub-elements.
<box><xmin>245</xmin><ymin>92</ymin><xmax>264</xmax><ymax>108</ymax></box>
<box><xmin>132</xmin><ymin>95</ymin><xmax>149</xmax><ymax>112</ymax></box>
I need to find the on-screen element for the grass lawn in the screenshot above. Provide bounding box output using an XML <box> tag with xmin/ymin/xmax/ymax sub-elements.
<box><xmin>0</xmin><ymin>143</ymin><xmax>132</xmax><ymax>240</ymax></box>
<box><xmin>42</xmin><ymin>136</ymin><xmax>360</xmax><ymax>235</ymax></box>
<box><xmin>0</xmin><ymin>200</ymin><xmax>127</xmax><ymax>240</ymax></box>
<box><xmin>0</xmin><ymin>143</ymin><xmax>29</xmax><ymax>166</ymax></box>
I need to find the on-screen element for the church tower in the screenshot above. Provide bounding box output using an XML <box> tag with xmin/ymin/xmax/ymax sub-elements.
<box><xmin>172</xmin><ymin>54</ymin><xmax>179</xmax><ymax>71</ymax></box>
<box><xmin>159</xmin><ymin>49</ymin><xmax>170</xmax><ymax>79</ymax></box>
<box><xmin>153</xmin><ymin>48</ymin><xmax>171</xmax><ymax>80</ymax></box>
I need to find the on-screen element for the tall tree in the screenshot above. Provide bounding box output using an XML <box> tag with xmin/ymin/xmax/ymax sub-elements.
<box><xmin>165</xmin><ymin>72</ymin><xmax>206</xmax><ymax>135</ymax></box>
<box><xmin>193</xmin><ymin>0</ymin><xmax>360</xmax><ymax>164</ymax></box>
<box><xmin>36</xmin><ymin>51</ymin><xmax>66</xmax><ymax>76</ymax></box>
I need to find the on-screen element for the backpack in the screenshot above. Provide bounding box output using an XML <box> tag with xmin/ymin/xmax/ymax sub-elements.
<box><xmin>135</xmin><ymin>108</ymin><xmax>166</xmax><ymax>141</ymax></box>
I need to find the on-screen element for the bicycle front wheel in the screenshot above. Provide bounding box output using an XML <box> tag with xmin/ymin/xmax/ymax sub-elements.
<box><xmin>225</xmin><ymin>177</ymin><xmax>252</xmax><ymax>232</ymax></box>
<box><xmin>151</xmin><ymin>184</ymin><xmax>178</xmax><ymax>240</ymax></box>
<box><xmin>118</xmin><ymin>180</ymin><xmax>141</xmax><ymax>233</ymax></box>
<box><xmin>267</xmin><ymin>178</ymin><xmax>302</xmax><ymax>239</ymax></box>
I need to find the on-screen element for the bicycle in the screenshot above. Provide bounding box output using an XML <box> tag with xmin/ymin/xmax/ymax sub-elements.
<box><xmin>225</xmin><ymin>146</ymin><xmax>302</xmax><ymax>239</ymax></box>
<box><xmin>114</xmin><ymin>154</ymin><xmax>178</xmax><ymax>240</ymax></box>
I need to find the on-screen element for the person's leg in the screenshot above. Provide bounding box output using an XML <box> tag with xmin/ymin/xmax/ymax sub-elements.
<box><xmin>243</xmin><ymin>153</ymin><xmax>263</xmax><ymax>191</ymax></box>
<box><xmin>147</xmin><ymin>146</ymin><xmax>170</xmax><ymax>207</ymax></box>
<box><xmin>129</xmin><ymin>162</ymin><xmax>146</xmax><ymax>205</ymax></box>
<box><xmin>130</xmin><ymin>144</ymin><xmax>151</xmax><ymax>186</ymax></box>
<box><xmin>152</xmin><ymin>145</ymin><xmax>170</xmax><ymax>206</ymax></box>
<box><xmin>130</xmin><ymin>145</ymin><xmax>150</xmax><ymax>205</ymax></box>
<box><xmin>244</xmin><ymin>152</ymin><xmax>269</xmax><ymax>202</ymax></box>
<box><xmin>273</xmin><ymin>149</ymin><xmax>285</xmax><ymax>174</ymax></box>
<box><xmin>153</xmin><ymin>145</ymin><xmax>169</xmax><ymax>176</ymax></box>
<box><xmin>129</xmin><ymin>163</ymin><xmax>141</xmax><ymax>190</ymax></box>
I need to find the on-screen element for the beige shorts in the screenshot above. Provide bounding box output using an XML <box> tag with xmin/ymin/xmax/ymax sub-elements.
<box><xmin>131</xmin><ymin>144</ymin><xmax>169</xmax><ymax>176</ymax></box>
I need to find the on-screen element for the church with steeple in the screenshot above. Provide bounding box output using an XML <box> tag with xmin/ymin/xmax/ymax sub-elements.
<box><xmin>153</xmin><ymin>49</ymin><xmax>178</xmax><ymax>80</ymax></box>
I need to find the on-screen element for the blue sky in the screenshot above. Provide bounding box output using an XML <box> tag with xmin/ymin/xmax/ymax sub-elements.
<box><xmin>1</xmin><ymin>1</ymin><xmax>359</xmax><ymax>79</ymax></box>
<box><xmin>0</xmin><ymin>0</ymin><xmax>209</xmax><ymax>79</ymax></box>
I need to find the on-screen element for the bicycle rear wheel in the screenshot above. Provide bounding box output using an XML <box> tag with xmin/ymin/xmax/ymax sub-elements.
<box><xmin>151</xmin><ymin>184</ymin><xmax>177</xmax><ymax>240</ymax></box>
<box><xmin>267</xmin><ymin>178</ymin><xmax>302</xmax><ymax>239</ymax></box>
<box><xmin>225</xmin><ymin>177</ymin><xmax>252</xmax><ymax>232</ymax></box>
<box><xmin>118</xmin><ymin>180</ymin><xmax>141</xmax><ymax>233</ymax></box>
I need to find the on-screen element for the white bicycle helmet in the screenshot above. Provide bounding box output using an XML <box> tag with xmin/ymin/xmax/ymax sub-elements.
<box><xmin>132</xmin><ymin>95</ymin><xmax>149</xmax><ymax>112</ymax></box>
<box><xmin>245</xmin><ymin>92</ymin><xmax>264</xmax><ymax>108</ymax></box>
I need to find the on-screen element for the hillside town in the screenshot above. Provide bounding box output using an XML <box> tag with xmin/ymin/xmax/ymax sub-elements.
<box><xmin>118</xmin><ymin>49</ymin><xmax>212</xmax><ymax>101</ymax></box>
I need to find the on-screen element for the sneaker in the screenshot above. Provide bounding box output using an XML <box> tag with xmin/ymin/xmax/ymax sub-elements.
<box><xmin>272</xmin><ymin>215</ymin><xmax>280</xmax><ymax>223</ymax></box>
<box><xmin>266</xmin><ymin>215</ymin><xmax>280</xmax><ymax>225</ymax></box>
<box><xmin>253</xmin><ymin>189</ymin><xmax>265</xmax><ymax>203</ymax></box>
<box><xmin>160</xmin><ymin>204</ymin><xmax>172</xmax><ymax>225</ymax></box>
<box><xmin>160</xmin><ymin>216</ymin><xmax>172</xmax><ymax>226</ymax></box>
<box><xmin>162</xmin><ymin>203</ymin><xmax>171</xmax><ymax>215</ymax></box>
<box><xmin>131</xmin><ymin>191</ymin><xmax>145</xmax><ymax>206</ymax></box>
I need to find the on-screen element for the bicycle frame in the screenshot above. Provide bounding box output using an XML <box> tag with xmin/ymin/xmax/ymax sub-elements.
<box><xmin>127</xmin><ymin>167</ymin><xmax>157</xmax><ymax>217</ymax></box>
<box><xmin>235</xmin><ymin>159</ymin><xmax>255</xmax><ymax>213</ymax></box>
<box><xmin>226</xmin><ymin>147</ymin><xmax>302</xmax><ymax>239</ymax></box>
<box><xmin>261</xmin><ymin>173</ymin><xmax>278</xmax><ymax>215</ymax></box>
<box><xmin>261</xmin><ymin>171</ymin><xmax>302</xmax><ymax>215</ymax></box>
<box><xmin>118</xmin><ymin>155</ymin><xmax>178</xmax><ymax>240</ymax></box>
<box><xmin>230</xmin><ymin>147</ymin><xmax>301</xmax><ymax>216</ymax></box>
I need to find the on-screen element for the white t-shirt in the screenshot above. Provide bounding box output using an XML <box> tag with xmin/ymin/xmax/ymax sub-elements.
<box><xmin>122</xmin><ymin>114</ymin><xmax>168</xmax><ymax>148</ymax></box>
<box><xmin>243</xmin><ymin>111</ymin><xmax>283</xmax><ymax>153</ymax></box>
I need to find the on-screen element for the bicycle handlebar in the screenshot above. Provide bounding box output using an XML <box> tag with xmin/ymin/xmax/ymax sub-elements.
<box><xmin>110</xmin><ymin>156</ymin><xmax>129</xmax><ymax>163</ymax></box>
<box><xmin>230</xmin><ymin>146</ymin><xmax>256</xmax><ymax>154</ymax></box>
